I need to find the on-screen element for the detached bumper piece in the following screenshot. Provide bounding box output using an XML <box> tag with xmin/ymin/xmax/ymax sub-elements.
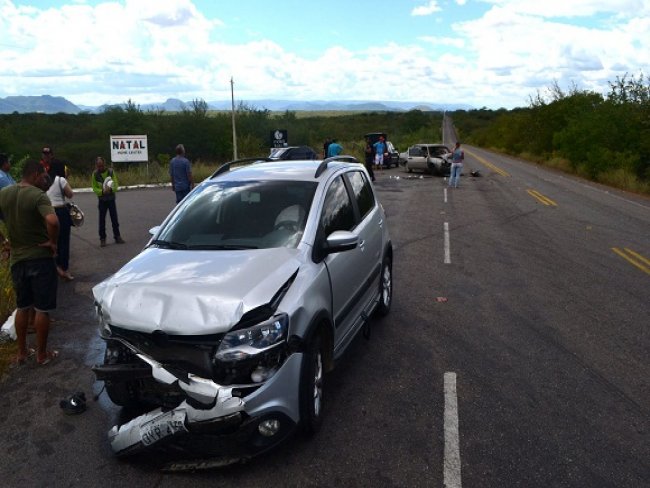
<box><xmin>108</xmin><ymin>353</ymin><xmax>245</xmax><ymax>456</ymax></box>
<box><xmin>108</xmin><ymin>398</ymin><xmax>245</xmax><ymax>456</ymax></box>
<box><xmin>106</xmin><ymin>353</ymin><xmax>297</xmax><ymax>463</ymax></box>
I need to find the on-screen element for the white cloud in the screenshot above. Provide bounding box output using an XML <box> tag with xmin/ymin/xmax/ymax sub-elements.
<box><xmin>0</xmin><ymin>0</ymin><xmax>648</xmax><ymax>109</ymax></box>
<box><xmin>478</xmin><ymin>0</ymin><xmax>649</xmax><ymax>18</ymax></box>
<box><xmin>447</xmin><ymin>3</ymin><xmax>650</xmax><ymax>106</ymax></box>
<box><xmin>412</xmin><ymin>1</ymin><xmax>442</xmax><ymax>16</ymax></box>
<box><xmin>419</xmin><ymin>36</ymin><xmax>465</xmax><ymax>49</ymax></box>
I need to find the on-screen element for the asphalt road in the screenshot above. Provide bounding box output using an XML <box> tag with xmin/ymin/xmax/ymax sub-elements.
<box><xmin>0</xmin><ymin>150</ymin><xmax>648</xmax><ymax>487</ymax></box>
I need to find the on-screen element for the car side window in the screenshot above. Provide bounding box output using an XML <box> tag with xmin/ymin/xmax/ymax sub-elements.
<box><xmin>409</xmin><ymin>147</ymin><xmax>423</xmax><ymax>157</ymax></box>
<box><xmin>320</xmin><ymin>176</ymin><xmax>355</xmax><ymax>237</ymax></box>
<box><xmin>346</xmin><ymin>170</ymin><xmax>375</xmax><ymax>221</ymax></box>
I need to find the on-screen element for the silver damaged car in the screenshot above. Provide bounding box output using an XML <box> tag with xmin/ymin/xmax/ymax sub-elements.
<box><xmin>92</xmin><ymin>156</ymin><xmax>393</xmax><ymax>464</ymax></box>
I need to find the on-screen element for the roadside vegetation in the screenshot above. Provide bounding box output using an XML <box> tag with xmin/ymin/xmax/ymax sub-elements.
<box><xmin>1</xmin><ymin>73</ymin><xmax>648</xmax><ymax>374</ymax></box>
<box><xmin>452</xmin><ymin>73</ymin><xmax>650</xmax><ymax>194</ymax></box>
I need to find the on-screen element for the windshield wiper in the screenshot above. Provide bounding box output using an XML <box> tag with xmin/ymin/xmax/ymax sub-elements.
<box><xmin>187</xmin><ymin>244</ymin><xmax>259</xmax><ymax>250</ymax></box>
<box><xmin>150</xmin><ymin>239</ymin><xmax>188</xmax><ymax>250</ymax></box>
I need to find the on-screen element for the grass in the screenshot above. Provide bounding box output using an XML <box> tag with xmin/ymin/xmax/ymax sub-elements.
<box><xmin>0</xmin><ymin>341</ymin><xmax>18</xmax><ymax>378</ymax></box>
<box><xmin>67</xmin><ymin>161</ymin><xmax>230</xmax><ymax>190</ymax></box>
<box><xmin>1</xmin><ymin>220</ymin><xmax>16</xmax><ymax>378</ymax></box>
<box><xmin>0</xmin><ymin>222</ymin><xmax>14</xmax><ymax>324</ymax></box>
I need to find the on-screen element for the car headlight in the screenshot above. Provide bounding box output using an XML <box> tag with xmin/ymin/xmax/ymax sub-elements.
<box><xmin>215</xmin><ymin>314</ymin><xmax>288</xmax><ymax>362</ymax></box>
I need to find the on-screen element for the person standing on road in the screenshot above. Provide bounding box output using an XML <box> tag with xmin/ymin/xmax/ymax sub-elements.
<box><xmin>40</xmin><ymin>146</ymin><xmax>54</xmax><ymax>174</ymax></box>
<box><xmin>0</xmin><ymin>160</ymin><xmax>60</xmax><ymax>365</ymax></box>
<box><xmin>449</xmin><ymin>141</ymin><xmax>464</xmax><ymax>188</ymax></box>
<box><xmin>373</xmin><ymin>136</ymin><xmax>388</xmax><ymax>170</ymax></box>
<box><xmin>322</xmin><ymin>138</ymin><xmax>332</xmax><ymax>159</ymax></box>
<box><xmin>0</xmin><ymin>154</ymin><xmax>14</xmax><ymax>222</ymax></box>
<box><xmin>0</xmin><ymin>154</ymin><xmax>15</xmax><ymax>190</ymax></box>
<box><xmin>92</xmin><ymin>156</ymin><xmax>125</xmax><ymax>247</ymax></box>
<box><xmin>38</xmin><ymin>146</ymin><xmax>57</xmax><ymax>190</ymax></box>
<box><xmin>364</xmin><ymin>137</ymin><xmax>375</xmax><ymax>181</ymax></box>
<box><xmin>327</xmin><ymin>139</ymin><xmax>343</xmax><ymax>157</ymax></box>
<box><xmin>169</xmin><ymin>144</ymin><xmax>194</xmax><ymax>204</ymax></box>
<box><xmin>46</xmin><ymin>160</ymin><xmax>74</xmax><ymax>281</ymax></box>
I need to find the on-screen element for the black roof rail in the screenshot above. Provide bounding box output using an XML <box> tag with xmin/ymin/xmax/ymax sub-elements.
<box><xmin>210</xmin><ymin>157</ymin><xmax>273</xmax><ymax>178</ymax></box>
<box><xmin>314</xmin><ymin>155</ymin><xmax>359</xmax><ymax>178</ymax></box>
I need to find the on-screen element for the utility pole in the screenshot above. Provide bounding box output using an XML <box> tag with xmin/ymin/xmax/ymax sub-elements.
<box><xmin>231</xmin><ymin>77</ymin><xmax>238</xmax><ymax>160</ymax></box>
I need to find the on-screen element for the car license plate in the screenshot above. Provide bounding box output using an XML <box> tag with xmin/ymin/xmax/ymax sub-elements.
<box><xmin>140</xmin><ymin>410</ymin><xmax>187</xmax><ymax>446</ymax></box>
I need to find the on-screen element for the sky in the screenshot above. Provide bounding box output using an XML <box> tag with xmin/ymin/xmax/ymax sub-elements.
<box><xmin>0</xmin><ymin>0</ymin><xmax>649</xmax><ymax>109</ymax></box>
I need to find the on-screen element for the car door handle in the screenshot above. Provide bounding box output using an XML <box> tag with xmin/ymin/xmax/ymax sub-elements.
<box><xmin>359</xmin><ymin>239</ymin><xmax>365</xmax><ymax>251</ymax></box>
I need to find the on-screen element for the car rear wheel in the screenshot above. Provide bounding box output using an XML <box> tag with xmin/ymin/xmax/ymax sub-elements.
<box><xmin>377</xmin><ymin>255</ymin><xmax>392</xmax><ymax>316</ymax></box>
<box><xmin>299</xmin><ymin>333</ymin><xmax>324</xmax><ymax>436</ymax></box>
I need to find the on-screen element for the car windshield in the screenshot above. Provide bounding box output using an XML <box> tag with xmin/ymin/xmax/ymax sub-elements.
<box><xmin>155</xmin><ymin>180</ymin><xmax>318</xmax><ymax>250</ymax></box>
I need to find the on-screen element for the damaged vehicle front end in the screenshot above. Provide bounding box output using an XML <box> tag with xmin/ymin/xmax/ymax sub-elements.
<box><xmin>92</xmin><ymin>157</ymin><xmax>393</xmax><ymax>465</ymax></box>
<box><xmin>95</xmin><ymin>312</ymin><xmax>302</xmax><ymax>460</ymax></box>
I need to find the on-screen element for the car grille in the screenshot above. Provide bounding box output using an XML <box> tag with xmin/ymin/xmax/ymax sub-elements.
<box><xmin>109</xmin><ymin>325</ymin><xmax>222</xmax><ymax>379</ymax></box>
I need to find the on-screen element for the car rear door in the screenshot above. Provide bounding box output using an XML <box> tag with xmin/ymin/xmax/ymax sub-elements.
<box><xmin>317</xmin><ymin>172</ymin><xmax>380</xmax><ymax>356</ymax></box>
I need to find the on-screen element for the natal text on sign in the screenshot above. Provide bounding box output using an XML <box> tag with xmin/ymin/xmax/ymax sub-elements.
<box><xmin>110</xmin><ymin>135</ymin><xmax>149</xmax><ymax>162</ymax></box>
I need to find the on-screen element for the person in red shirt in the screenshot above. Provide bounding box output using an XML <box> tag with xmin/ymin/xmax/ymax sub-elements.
<box><xmin>40</xmin><ymin>146</ymin><xmax>53</xmax><ymax>173</ymax></box>
<box><xmin>38</xmin><ymin>146</ymin><xmax>56</xmax><ymax>191</ymax></box>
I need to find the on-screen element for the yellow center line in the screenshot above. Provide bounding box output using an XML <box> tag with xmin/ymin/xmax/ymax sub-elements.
<box><xmin>612</xmin><ymin>247</ymin><xmax>650</xmax><ymax>275</ymax></box>
<box><xmin>464</xmin><ymin>149</ymin><xmax>510</xmax><ymax>176</ymax></box>
<box><xmin>527</xmin><ymin>189</ymin><xmax>557</xmax><ymax>206</ymax></box>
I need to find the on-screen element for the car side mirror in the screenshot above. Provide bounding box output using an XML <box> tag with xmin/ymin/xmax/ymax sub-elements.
<box><xmin>149</xmin><ymin>226</ymin><xmax>161</xmax><ymax>236</ymax></box>
<box><xmin>325</xmin><ymin>230</ymin><xmax>358</xmax><ymax>254</ymax></box>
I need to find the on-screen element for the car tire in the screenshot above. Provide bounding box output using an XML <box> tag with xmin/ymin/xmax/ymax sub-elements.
<box><xmin>377</xmin><ymin>255</ymin><xmax>393</xmax><ymax>317</ymax></box>
<box><xmin>299</xmin><ymin>333</ymin><xmax>324</xmax><ymax>436</ymax></box>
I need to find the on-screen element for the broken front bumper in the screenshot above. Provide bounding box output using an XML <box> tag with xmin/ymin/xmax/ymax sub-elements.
<box><xmin>100</xmin><ymin>350</ymin><xmax>304</xmax><ymax>459</ymax></box>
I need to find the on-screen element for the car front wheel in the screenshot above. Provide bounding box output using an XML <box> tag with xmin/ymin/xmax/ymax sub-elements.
<box><xmin>299</xmin><ymin>333</ymin><xmax>324</xmax><ymax>436</ymax></box>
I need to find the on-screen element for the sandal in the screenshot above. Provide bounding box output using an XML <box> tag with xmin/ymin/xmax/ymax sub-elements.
<box><xmin>60</xmin><ymin>392</ymin><xmax>87</xmax><ymax>415</ymax></box>
<box><xmin>37</xmin><ymin>350</ymin><xmax>59</xmax><ymax>366</ymax></box>
<box><xmin>57</xmin><ymin>267</ymin><xmax>74</xmax><ymax>281</ymax></box>
<box><xmin>10</xmin><ymin>348</ymin><xmax>35</xmax><ymax>368</ymax></box>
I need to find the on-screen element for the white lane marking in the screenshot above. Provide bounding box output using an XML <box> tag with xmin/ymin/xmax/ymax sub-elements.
<box><xmin>444</xmin><ymin>187</ymin><xmax>448</xmax><ymax>203</ymax></box>
<box><xmin>444</xmin><ymin>372</ymin><xmax>462</xmax><ymax>488</ymax></box>
<box><xmin>444</xmin><ymin>222</ymin><xmax>451</xmax><ymax>264</ymax></box>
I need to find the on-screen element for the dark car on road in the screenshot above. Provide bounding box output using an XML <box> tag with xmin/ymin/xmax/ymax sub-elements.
<box><xmin>269</xmin><ymin>145</ymin><xmax>318</xmax><ymax>160</ymax></box>
<box><xmin>364</xmin><ymin>132</ymin><xmax>399</xmax><ymax>168</ymax></box>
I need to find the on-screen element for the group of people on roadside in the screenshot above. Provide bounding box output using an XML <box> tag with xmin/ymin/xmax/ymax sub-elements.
<box><xmin>0</xmin><ymin>147</ymin><xmax>130</xmax><ymax>367</ymax></box>
<box><xmin>317</xmin><ymin>136</ymin><xmax>467</xmax><ymax>187</ymax></box>
<box><xmin>0</xmin><ymin>142</ymin><xmax>195</xmax><ymax>367</ymax></box>
<box><xmin>363</xmin><ymin>135</ymin><xmax>392</xmax><ymax>181</ymax></box>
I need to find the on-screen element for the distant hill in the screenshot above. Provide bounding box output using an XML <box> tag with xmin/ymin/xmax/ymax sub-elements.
<box><xmin>0</xmin><ymin>95</ymin><xmax>81</xmax><ymax>114</ymax></box>
<box><xmin>0</xmin><ymin>95</ymin><xmax>472</xmax><ymax>114</ymax></box>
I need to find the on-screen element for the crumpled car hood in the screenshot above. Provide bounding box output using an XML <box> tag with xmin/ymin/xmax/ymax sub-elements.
<box><xmin>92</xmin><ymin>247</ymin><xmax>301</xmax><ymax>335</ymax></box>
